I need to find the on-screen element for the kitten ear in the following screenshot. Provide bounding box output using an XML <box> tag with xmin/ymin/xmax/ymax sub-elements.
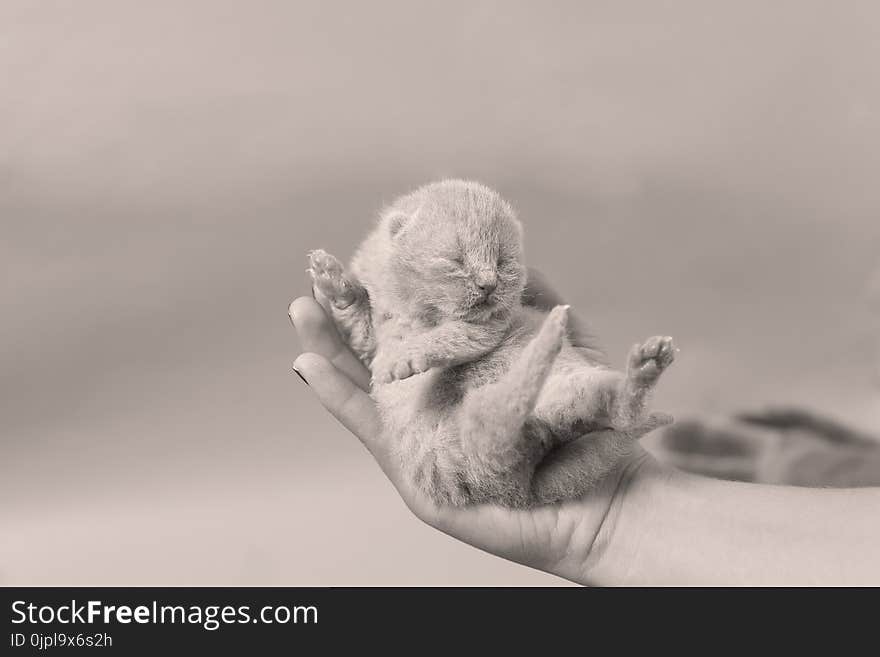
<box><xmin>387</xmin><ymin>211</ymin><xmax>409</xmax><ymax>237</ymax></box>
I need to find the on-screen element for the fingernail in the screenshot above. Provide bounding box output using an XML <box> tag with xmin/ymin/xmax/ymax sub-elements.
<box><xmin>292</xmin><ymin>366</ymin><xmax>308</xmax><ymax>385</ymax></box>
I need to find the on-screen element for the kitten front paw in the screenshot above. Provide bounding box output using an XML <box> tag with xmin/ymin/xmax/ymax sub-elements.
<box><xmin>307</xmin><ymin>249</ymin><xmax>357</xmax><ymax>309</ymax></box>
<box><xmin>627</xmin><ymin>335</ymin><xmax>676</xmax><ymax>384</ymax></box>
<box><xmin>370</xmin><ymin>350</ymin><xmax>430</xmax><ymax>384</ymax></box>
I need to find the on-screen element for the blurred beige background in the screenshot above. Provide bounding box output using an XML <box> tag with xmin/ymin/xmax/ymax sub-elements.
<box><xmin>2</xmin><ymin>0</ymin><xmax>879</xmax><ymax>585</ymax></box>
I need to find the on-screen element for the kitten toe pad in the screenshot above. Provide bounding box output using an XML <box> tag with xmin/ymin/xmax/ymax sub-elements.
<box><xmin>307</xmin><ymin>249</ymin><xmax>356</xmax><ymax>308</ymax></box>
<box><xmin>628</xmin><ymin>336</ymin><xmax>675</xmax><ymax>383</ymax></box>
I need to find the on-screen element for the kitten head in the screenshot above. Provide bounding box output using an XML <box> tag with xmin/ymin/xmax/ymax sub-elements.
<box><xmin>380</xmin><ymin>180</ymin><xmax>526</xmax><ymax>321</ymax></box>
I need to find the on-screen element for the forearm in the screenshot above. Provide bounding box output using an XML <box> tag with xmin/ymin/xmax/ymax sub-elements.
<box><xmin>586</xmin><ymin>459</ymin><xmax>880</xmax><ymax>586</ymax></box>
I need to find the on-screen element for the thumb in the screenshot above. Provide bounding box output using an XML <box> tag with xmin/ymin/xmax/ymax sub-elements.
<box><xmin>293</xmin><ymin>352</ymin><xmax>399</xmax><ymax>481</ymax></box>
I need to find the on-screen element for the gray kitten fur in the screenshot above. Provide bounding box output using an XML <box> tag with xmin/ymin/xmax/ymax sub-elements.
<box><xmin>308</xmin><ymin>180</ymin><xmax>675</xmax><ymax>507</ymax></box>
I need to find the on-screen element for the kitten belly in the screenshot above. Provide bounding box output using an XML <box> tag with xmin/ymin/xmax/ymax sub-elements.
<box><xmin>372</xmin><ymin>371</ymin><xmax>474</xmax><ymax>504</ymax></box>
<box><xmin>371</xmin><ymin>306</ymin><xmax>613</xmax><ymax>505</ymax></box>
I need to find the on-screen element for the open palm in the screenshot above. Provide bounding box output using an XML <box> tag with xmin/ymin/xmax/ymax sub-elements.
<box><xmin>289</xmin><ymin>270</ymin><xmax>653</xmax><ymax>584</ymax></box>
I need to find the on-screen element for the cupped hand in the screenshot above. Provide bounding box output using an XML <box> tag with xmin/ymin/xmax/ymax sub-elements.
<box><xmin>656</xmin><ymin>409</ymin><xmax>880</xmax><ymax>488</ymax></box>
<box><xmin>289</xmin><ymin>269</ymin><xmax>656</xmax><ymax>585</ymax></box>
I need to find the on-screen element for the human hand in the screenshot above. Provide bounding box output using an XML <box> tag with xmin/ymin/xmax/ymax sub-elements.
<box><xmin>289</xmin><ymin>269</ymin><xmax>660</xmax><ymax>584</ymax></box>
<box><xmin>655</xmin><ymin>408</ymin><xmax>880</xmax><ymax>487</ymax></box>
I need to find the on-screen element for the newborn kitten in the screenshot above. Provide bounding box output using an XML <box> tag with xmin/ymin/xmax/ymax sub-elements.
<box><xmin>308</xmin><ymin>180</ymin><xmax>675</xmax><ymax>507</ymax></box>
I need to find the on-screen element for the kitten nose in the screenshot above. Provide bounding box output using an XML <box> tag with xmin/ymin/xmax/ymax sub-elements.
<box><xmin>475</xmin><ymin>272</ymin><xmax>497</xmax><ymax>295</ymax></box>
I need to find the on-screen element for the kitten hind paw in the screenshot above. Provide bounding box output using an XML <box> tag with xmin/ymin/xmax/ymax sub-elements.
<box><xmin>627</xmin><ymin>335</ymin><xmax>675</xmax><ymax>384</ymax></box>
<box><xmin>307</xmin><ymin>249</ymin><xmax>357</xmax><ymax>309</ymax></box>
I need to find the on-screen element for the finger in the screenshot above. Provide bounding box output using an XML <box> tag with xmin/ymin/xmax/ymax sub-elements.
<box><xmin>293</xmin><ymin>352</ymin><xmax>405</xmax><ymax>489</ymax></box>
<box><xmin>523</xmin><ymin>267</ymin><xmax>607</xmax><ymax>361</ymax></box>
<box><xmin>629</xmin><ymin>411</ymin><xmax>674</xmax><ymax>439</ymax></box>
<box><xmin>567</xmin><ymin>316</ymin><xmax>603</xmax><ymax>358</ymax></box>
<box><xmin>736</xmin><ymin>407</ymin><xmax>878</xmax><ymax>447</ymax></box>
<box><xmin>293</xmin><ymin>352</ymin><xmax>381</xmax><ymax>442</ymax></box>
<box><xmin>658</xmin><ymin>451</ymin><xmax>759</xmax><ymax>483</ymax></box>
<box><xmin>522</xmin><ymin>267</ymin><xmax>568</xmax><ymax>310</ymax></box>
<box><xmin>657</xmin><ymin>419</ymin><xmax>764</xmax><ymax>458</ymax></box>
<box><xmin>289</xmin><ymin>296</ymin><xmax>372</xmax><ymax>392</ymax></box>
<box><xmin>310</xmin><ymin>282</ymin><xmax>334</xmax><ymax>316</ymax></box>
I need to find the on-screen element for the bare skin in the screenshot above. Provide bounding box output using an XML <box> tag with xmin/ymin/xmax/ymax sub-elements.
<box><xmin>291</xmin><ymin>271</ymin><xmax>643</xmax><ymax>578</ymax></box>
<box><xmin>655</xmin><ymin>410</ymin><xmax>880</xmax><ymax>487</ymax></box>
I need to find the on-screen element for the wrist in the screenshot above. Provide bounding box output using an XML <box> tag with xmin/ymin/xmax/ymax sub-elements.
<box><xmin>576</xmin><ymin>452</ymin><xmax>676</xmax><ymax>586</ymax></box>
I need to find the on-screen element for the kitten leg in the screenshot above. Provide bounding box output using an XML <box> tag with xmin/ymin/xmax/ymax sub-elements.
<box><xmin>532</xmin><ymin>336</ymin><xmax>675</xmax><ymax>435</ymax></box>
<box><xmin>611</xmin><ymin>336</ymin><xmax>675</xmax><ymax>427</ymax></box>
<box><xmin>457</xmin><ymin>305</ymin><xmax>569</xmax><ymax>504</ymax></box>
<box><xmin>532</xmin><ymin>412</ymin><xmax>672</xmax><ymax>504</ymax></box>
<box><xmin>532</xmin><ymin>366</ymin><xmax>626</xmax><ymax>434</ymax></box>
<box><xmin>307</xmin><ymin>249</ymin><xmax>375</xmax><ymax>363</ymax></box>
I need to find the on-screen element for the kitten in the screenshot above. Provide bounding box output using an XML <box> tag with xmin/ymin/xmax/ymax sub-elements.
<box><xmin>308</xmin><ymin>180</ymin><xmax>675</xmax><ymax>507</ymax></box>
